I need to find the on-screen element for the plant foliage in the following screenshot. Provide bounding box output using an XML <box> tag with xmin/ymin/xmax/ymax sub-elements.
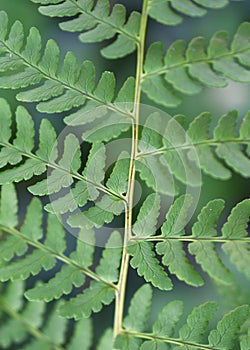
<box><xmin>0</xmin><ymin>0</ymin><xmax>249</xmax><ymax>349</ymax></box>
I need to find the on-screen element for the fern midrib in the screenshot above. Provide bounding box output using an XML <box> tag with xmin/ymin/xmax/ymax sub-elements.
<box><xmin>0</xmin><ymin>140</ymin><xmax>124</xmax><ymax>201</ymax></box>
<box><xmin>69</xmin><ymin>0</ymin><xmax>140</xmax><ymax>43</ymax></box>
<box><xmin>113</xmin><ymin>0</ymin><xmax>149</xmax><ymax>341</ymax></box>
<box><xmin>137</xmin><ymin>138</ymin><xmax>250</xmax><ymax>159</ymax></box>
<box><xmin>0</xmin><ymin>224</ymin><xmax>117</xmax><ymax>290</ymax></box>
<box><xmin>0</xmin><ymin>38</ymin><xmax>134</xmax><ymax>120</ymax></box>
<box><xmin>121</xmin><ymin>330</ymin><xmax>222</xmax><ymax>350</ymax></box>
<box><xmin>130</xmin><ymin>236</ymin><xmax>250</xmax><ymax>243</ymax></box>
<box><xmin>0</xmin><ymin>296</ymin><xmax>64</xmax><ymax>350</ymax></box>
<box><xmin>142</xmin><ymin>46</ymin><xmax>250</xmax><ymax>79</ymax></box>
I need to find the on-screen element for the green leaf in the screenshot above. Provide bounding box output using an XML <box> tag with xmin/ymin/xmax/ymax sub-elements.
<box><xmin>161</xmin><ymin>195</ymin><xmax>193</xmax><ymax>236</ymax></box>
<box><xmin>94</xmin><ymin>71</ymin><xmax>116</xmax><ymax>103</ymax></box>
<box><xmin>171</xmin><ymin>0</ymin><xmax>206</xmax><ymax>17</ymax></box>
<box><xmin>13</xmin><ymin>106</ymin><xmax>34</xmax><ymax>153</ymax></box>
<box><xmin>115</xmin><ymin>334</ymin><xmax>141</xmax><ymax>350</ymax></box>
<box><xmin>128</xmin><ymin>241</ymin><xmax>173</xmax><ymax>290</ymax></box>
<box><xmin>42</xmin><ymin>305</ymin><xmax>68</xmax><ymax>345</ymax></box>
<box><xmin>36</xmin><ymin>119</ymin><xmax>58</xmax><ymax>162</ymax></box>
<box><xmin>189</xmin><ymin>241</ymin><xmax>234</xmax><ymax>284</ymax></box>
<box><xmin>97</xmin><ymin>328</ymin><xmax>113</xmax><ymax>350</ymax></box>
<box><xmin>132</xmin><ymin>194</ymin><xmax>161</xmax><ymax>237</ymax></box>
<box><xmin>153</xmin><ymin>300</ymin><xmax>183</xmax><ymax>336</ymax></box>
<box><xmin>191</xmin><ymin>199</ymin><xmax>225</xmax><ymax>237</ymax></box>
<box><xmin>136</xmin><ymin>156</ymin><xmax>176</xmax><ymax>196</ymax></box>
<box><xmin>25</xmin><ymin>265</ymin><xmax>85</xmax><ymax>302</ymax></box>
<box><xmin>44</xmin><ymin>214</ymin><xmax>66</xmax><ymax>254</ymax></box>
<box><xmin>20</xmin><ymin>198</ymin><xmax>43</xmax><ymax>241</ymax></box>
<box><xmin>29</xmin><ymin>133</ymin><xmax>80</xmax><ymax>195</ymax></box>
<box><xmin>157</xmin><ymin>240</ymin><xmax>204</xmax><ymax>286</ymax></box>
<box><xmin>208</xmin><ymin>305</ymin><xmax>249</xmax><ymax>349</ymax></box>
<box><xmin>178</xmin><ymin>302</ymin><xmax>218</xmax><ymax>342</ymax></box>
<box><xmin>101</xmin><ymin>12</ymin><xmax>140</xmax><ymax>59</ymax></box>
<box><xmin>142</xmin><ymin>75</ymin><xmax>181</xmax><ymax>108</ymax></box>
<box><xmin>222</xmin><ymin>199</ymin><xmax>250</xmax><ymax>238</ymax></box>
<box><xmin>95</xmin><ymin>231</ymin><xmax>122</xmax><ymax>283</ymax></box>
<box><xmin>37</xmin><ymin>90</ymin><xmax>86</xmax><ymax>113</ymax></box>
<box><xmin>6</xmin><ymin>20</ymin><xmax>24</xmax><ymax>51</ymax></box>
<box><xmin>148</xmin><ymin>0</ymin><xmax>182</xmax><ymax>26</ymax></box>
<box><xmin>59</xmin><ymin>281</ymin><xmax>115</xmax><ymax>320</ymax></box>
<box><xmin>0</xmin><ymin>250</ymin><xmax>56</xmax><ymax>281</ymax></box>
<box><xmin>68</xmin><ymin>319</ymin><xmax>93</xmax><ymax>350</ymax></box>
<box><xmin>187</xmin><ymin>112</ymin><xmax>231</xmax><ymax>179</ymax></box>
<box><xmin>144</xmin><ymin>42</ymin><xmax>164</xmax><ymax>73</ymax></box>
<box><xmin>106</xmin><ymin>152</ymin><xmax>130</xmax><ymax>195</ymax></box>
<box><xmin>39</xmin><ymin>39</ymin><xmax>60</xmax><ymax>75</ymax></box>
<box><xmin>17</xmin><ymin>80</ymin><xmax>64</xmax><ymax>103</ymax></box>
<box><xmin>0</xmin><ymin>183</ymin><xmax>18</xmax><ymax>228</ymax></box>
<box><xmin>0</xmin><ymin>98</ymin><xmax>12</xmax><ymax>142</ymax></box>
<box><xmin>0</xmin><ymin>159</ymin><xmax>46</xmax><ymax>184</ymax></box>
<box><xmin>123</xmin><ymin>284</ymin><xmax>152</xmax><ymax>332</ymax></box>
<box><xmin>222</xmin><ymin>241</ymin><xmax>250</xmax><ymax>279</ymax></box>
<box><xmin>23</xmin><ymin>27</ymin><xmax>42</xmax><ymax>64</ymax></box>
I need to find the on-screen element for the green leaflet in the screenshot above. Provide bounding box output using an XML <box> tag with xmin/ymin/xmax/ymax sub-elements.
<box><xmin>128</xmin><ymin>241</ymin><xmax>173</xmax><ymax>290</ymax></box>
<box><xmin>142</xmin><ymin>22</ymin><xmax>250</xmax><ymax>108</ymax></box>
<box><xmin>214</xmin><ymin>111</ymin><xmax>250</xmax><ymax>177</ymax></box>
<box><xmin>25</xmin><ymin>265</ymin><xmax>85</xmax><ymax>302</ymax></box>
<box><xmin>67</xmin><ymin>319</ymin><xmax>93</xmax><ymax>350</ymax></box>
<box><xmin>148</xmin><ymin>0</ymin><xmax>228</xmax><ymax>26</ymax></box>
<box><xmin>59</xmin><ymin>281</ymin><xmax>115</xmax><ymax>320</ymax></box>
<box><xmin>132</xmin><ymin>193</ymin><xmax>161</xmax><ymax>237</ymax></box>
<box><xmin>161</xmin><ymin>194</ymin><xmax>193</xmax><ymax>236</ymax></box>
<box><xmin>191</xmin><ymin>199</ymin><xmax>225</xmax><ymax>238</ymax></box>
<box><xmin>106</xmin><ymin>152</ymin><xmax>130</xmax><ymax>195</ymax></box>
<box><xmin>208</xmin><ymin>305</ymin><xmax>249</xmax><ymax>349</ymax></box>
<box><xmin>221</xmin><ymin>200</ymin><xmax>250</xmax><ymax>279</ymax></box>
<box><xmin>95</xmin><ymin>231</ymin><xmax>122</xmax><ymax>283</ymax></box>
<box><xmin>136</xmin><ymin>156</ymin><xmax>176</xmax><ymax>196</ymax></box>
<box><xmin>0</xmin><ymin>184</ymin><xmax>18</xmax><ymax>228</ymax></box>
<box><xmin>187</xmin><ymin>112</ymin><xmax>231</xmax><ymax>179</ymax></box>
<box><xmin>188</xmin><ymin>199</ymin><xmax>233</xmax><ymax>284</ymax></box>
<box><xmin>222</xmin><ymin>199</ymin><xmax>250</xmax><ymax>239</ymax></box>
<box><xmin>178</xmin><ymin>302</ymin><xmax>218</xmax><ymax>343</ymax></box>
<box><xmin>96</xmin><ymin>328</ymin><xmax>113</xmax><ymax>350</ymax></box>
<box><xmin>161</xmin><ymin>117</ymin><xmax>202</xmax><ymax>187</ymax></box>
<box><xmin>0</xmin><ymin>98</ymin><xmax>12</xmax><ymax>143</ymax></box>
<box><xmin>156</xmin><ymin>240</ymin><xmax>204</xmax><ymax>286</ymax></box>
<box><xmin>153</xmin><ymin>300</ymin><xmax>183</xmax><ymax>336</ymax></box>
<box><xmin>123</xmin><ymin>284</ymin><xmax>152</xmax><ymax>332</ymax></box>
<box><xmin>34</xmin><ymin>0</ymin><xmax>140</xmax><ymax>59</ymax></box>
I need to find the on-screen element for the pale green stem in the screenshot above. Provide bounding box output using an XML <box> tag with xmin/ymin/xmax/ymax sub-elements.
<box><xmin>113</xmin><ymin>0</ymin><xmax>149</xmax><ymax>341</ymax></box>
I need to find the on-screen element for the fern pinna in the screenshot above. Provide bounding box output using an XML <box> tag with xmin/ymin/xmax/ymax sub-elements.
<box><xmin>0</xmin><ymin>0</ymin><xmax>250</xmax><ymax>349</ymax></box>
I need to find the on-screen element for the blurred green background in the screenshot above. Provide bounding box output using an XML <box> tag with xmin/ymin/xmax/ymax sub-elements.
<box><xmin>0</xmin><ymin>0</ymin><xmax>249</xmax><ymax>347</ymax></box>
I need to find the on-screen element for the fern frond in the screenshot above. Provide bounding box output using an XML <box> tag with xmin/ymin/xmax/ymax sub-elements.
<box><xmin>142</xmin><ymin>22</ymin><xmax>250</xmax><ymax>107</ymax></box>
<box><xmin>115</xmin><ymin>285</ymin><xmax>249</xmax><ymax>350</ymax></box>
<box><xmin>148</xmin><ymin>0</ymin><xmax>229</xmax><ymax>26</ymax></box>
<box><xmin>0</xmin><ymin>279</ymin><xmax>109</xmax><ymax>350</ymax></box>
<box><xmin>129</xmin><ymin>197</ymin><xmax>250</xmax><ymax>288</ymax></box>
<box><xmin>0</xmin><ymin>183</ymin><xmax>117</xmax><ymax>313</ymax></box>
<box><xmin>0</xmin><ymin>98</ymin><xmax>128</xmax><ymax>233</ymax></box>
<box><xmin>30</xmin><ymin>0</ymin><xmax>140</xmax><ymax>59</ymax></box>
<box><xmin>137</xmin><ymin>110</ymin><xmax>250</xmax><ymax>185</ymax></box>
<box><xmin>59</xmin><ymin>231</ymin><xmax>122</xmax><ymax>319</ymax></box>
<box><xmin>0</xmin><ymin>11</ymin><xmax>135</xmax><ymax>122</ymax></box>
